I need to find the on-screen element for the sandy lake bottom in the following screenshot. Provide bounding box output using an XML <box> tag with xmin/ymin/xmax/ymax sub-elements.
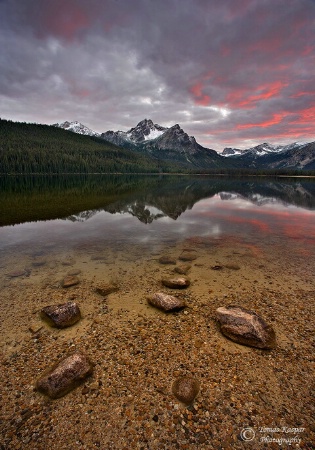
<box><xmin>0</xmin><ymin>230</ymin><xmax>314</xmax><ymax>449</ymax></box>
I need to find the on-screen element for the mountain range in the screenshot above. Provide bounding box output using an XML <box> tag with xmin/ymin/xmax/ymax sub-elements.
<box><xmin>55</xmin><ymin>119</ymin><xmax>315</xmax><ymax>171</ymax></box>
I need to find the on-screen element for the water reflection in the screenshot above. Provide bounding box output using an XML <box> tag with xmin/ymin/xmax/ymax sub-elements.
<box><xmin>0</xmin><ymin>175</ymin><xmax>315</xmax><ymax>228</ymax></box>
<box><xmin>0</xmin><ymin>175</ymin><xmax>315</xmax><ymax>258</ymax></box>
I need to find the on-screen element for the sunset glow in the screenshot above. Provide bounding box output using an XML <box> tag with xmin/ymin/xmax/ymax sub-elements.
<box><xmin>0</xmin><ymin>0</ymin><xmax>314</xmax><ymax>150</ymax></box>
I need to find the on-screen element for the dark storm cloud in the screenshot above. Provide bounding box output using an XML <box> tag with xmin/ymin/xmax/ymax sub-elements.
<box><xmin>1</xmin><ymin>0</ymin><xmax>314</xmax><ymax>150</ymax></box>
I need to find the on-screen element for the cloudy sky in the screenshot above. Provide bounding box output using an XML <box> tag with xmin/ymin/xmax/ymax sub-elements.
<box><xmin>1</xmin><ymin>0</ymin><xmax>314</xmax><ymax>151</ymax></box>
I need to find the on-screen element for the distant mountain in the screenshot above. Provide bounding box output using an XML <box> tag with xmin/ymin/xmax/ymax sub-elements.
<box><xmin>54</xmin><ymin>120</ymin><xmax>101</xmax><ymax>137</ymax></box>
<box><xmin>222</xmin><ymin>142</ymin><xmax>308</xmax><ymax>157</ymax></box>
<box><xmin>222</xmin><ymin>141</ymin><xmax>315</xmax><ymax>170</ymax></box>
<box><xmin>222</xmin><ymin>142</ymin><xmax>286</xmax><ymax>157</ymax></box>
<box><xmin>102</xmin><ymin>119</ymin><xmax>232</xmax><ymax>169</ymax></box>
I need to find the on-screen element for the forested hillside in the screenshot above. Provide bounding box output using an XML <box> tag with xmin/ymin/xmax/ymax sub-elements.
<box><xmin>0</xmin><ymin>119</ymin><xmax>180</xmax><ymax>174</ymax></box>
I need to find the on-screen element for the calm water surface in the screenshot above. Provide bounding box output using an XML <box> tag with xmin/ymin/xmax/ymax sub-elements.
<box><xmin>0</xmin><ymin>175</ymin><xmax>315</xmax><ymax>256</ymax></box>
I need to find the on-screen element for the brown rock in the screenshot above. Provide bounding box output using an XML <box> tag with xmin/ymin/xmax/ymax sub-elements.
<box><xmin>61</xmin><ymin>275</ymin><xmax>80</xmax><ymax>288</ymax></box>
<box><xmin>162</xmin><ymin>276</ymin><xmax>190</xmax><ymax>289</ymax></box>
<box><xmin>32</xmin><ymin>258</ymin><xmax>46</xmax><ymax>267</ymax></box>
<box><xmin>158</xmin><ymin>255</ymin><xmax>177</xmax><ymax>265</ymax></box>
<box><xmin>179</xmin><ymin>251</ymin><xmax>197</xmax><ymax>262</ymax></box>
<box><xmin>40</xmin><ymin>302</ymin><xmax>81</xmax><ymax>328</ymax></box>
<box><xmin>6</xmin><ymin>269</ymin><xmax>28</xmax><ymax>278</ymax></box>
<box><xmin>216</xmin><ymin>305</ymin><xmax>276</xmax><ymax>349</ymax></box>
<box><xmin>36</xmin><ymin>353</ymin><xmax>93</xmax><ymax>399</ymax></box>
<box><xmin>95</xmin><ymin>283</ymin><xmax>119</xmax><ymax>296</ymax></box>
<box><xmin>172</xmin><ymin>377</ymin><xmax>200</xmax><ymax>404</ymax></box>
<box><xmin>211</xmin><ymin>265</ymin><xmax>223</xmax><ymax>270</ymax></box>
<box><xmin>174</xmin><ymin>264</ymin><xmax>191</xmax><ymax>275</ymax></box>
<box><xmin>225</xmin><ymin>264</ymin><xmax>240</xmax><ymax>270</ymax></box>
<box><xmin>147</xmin><ymin>292</ymin><xmax>186</xmax><ymax>312</ymax></box>
<box><xmin>67</xmin><ymin>269</ymin><xmax>82</xmax><ymax>276</ymax></box>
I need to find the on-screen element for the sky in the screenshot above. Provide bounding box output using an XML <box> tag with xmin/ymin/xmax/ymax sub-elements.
<box><xmin>0</xmin><ymin>0</ymin><xmax>314</xmax><ymax>151</ymax></box>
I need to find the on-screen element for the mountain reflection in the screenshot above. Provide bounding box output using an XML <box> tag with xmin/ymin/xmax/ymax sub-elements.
<box><xmin>0</xmin><ymin>175</ymin><xmax>315</xmax><ymax>227</ymax></box>
<box><xmin>66</xmin><ymin>177</ymin><xmax>315</xmax><ymax>224</ymax></box>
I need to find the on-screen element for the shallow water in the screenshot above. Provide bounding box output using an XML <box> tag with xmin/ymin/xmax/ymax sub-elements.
<box><xmin>0</xmin><ymin>175</ymin><xmax>315</xmax><ymax>350</ymax></box>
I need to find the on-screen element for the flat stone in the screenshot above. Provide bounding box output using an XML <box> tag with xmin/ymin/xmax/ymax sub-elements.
<box><xmin>95</xmin><ymin>283</ymin><xmax>119</xmax><ymax>296</ymax></box>
<box><xmin>162</xmin><ymin>276</ymin><xmax>190</xmax><ymax>289</ymax></box>
<box><xmin>179</xmin><ymin>251</ymin><xmax>197</xmax><ymax>262</ymax></box>
<box><xmin>91</xmin><ymin>255</ymin><xmax>107</xmax><ymax>261</ymax></box>
<box><xmin>216</xmin><ymin>305</ymin><xmax>276</xmax><ymax>349</ymax></box>
<box><xmin>32</xmin><ymin>258</ymin><xmax>46</xmax><ymax>267</ymax></box>
<box><xmin>147</xmin><ymin>292</ymin><xmax>186</xmax><ymax>312</ymax></box>
<box><xmin>67</xmin><ymin>269</ymin><xmax>82</xmax><ymax>276</ymax></box>
<box><xmin>172</xmin><ymin>377</ymin><xmax>200</xmax><ymax>404</ymax></box>
<box><xmin>6</xmin><ymin>269</ymin><xmax>28</xmax><ymax>278</ymax></box>
<box><xmin>225</xmin><ymin>264</ymin><xmax>240</xmax><ymax>270</ymax></box>
<box><xmin>36</xmin><ymin>353</ymin><xmax>93</xmax><ymax>399</ymax></box>
<box><xmin>158</xmin><ymin>255</ymin><xmax>177</xmax><ymax>265</ymax></box>
<box><xmin>40</xmin><ymin>302</ymin><xmax>81</xmax><ymax>328</ymax></box>
<box><xmin>61</xmin><ymin>275</ymin><xmax>80</xmax><ymax>288</ymax></box>
<box><xmin>174</xmin><ymin>264</ymin><xmax>191</xmax><ymax>275</ymax></box>
<box><xmin>61</xmin><ymin>258</ymin><xmax>75</xmax><ymax>266</ymax></box>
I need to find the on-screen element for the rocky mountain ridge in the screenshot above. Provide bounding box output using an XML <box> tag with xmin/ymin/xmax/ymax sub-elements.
<box><xmin>53</xmin><ymin>119</ymin><xmax>315</xmax><ymax>171</ymax></box>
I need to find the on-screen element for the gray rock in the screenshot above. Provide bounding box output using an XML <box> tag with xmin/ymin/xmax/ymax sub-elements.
<box><xmin>162</xmin><ymin>276</ymin><xmax>190</xmax><ymax>289</ymax></box>
<box><xmin>147</xmin><ymin>292</ymin><xmax>186</xmax><ymax>312</ymax></box>
<box><xmin>172</xmin><ymin>377</ymin><xmax>200</xmax><ymax>404</ymax></box>
<box><xmin>40</xmin><ymin>302</ymin><xmax>81</xmax><ymax>328</ymax></box>
<box><xmin>216</xmin><ymin>305</ymin><xmax>276</xmax><ymax>349</ymax></box>
<box><xmin>36</xmin><ymin>353</ymin><xmax>93</xmax><ymax>399</ymax></box>
<box><xmin>61</xmin><ymin>275</ymin><xmax>80</xmax><ymax>288</ymax></box>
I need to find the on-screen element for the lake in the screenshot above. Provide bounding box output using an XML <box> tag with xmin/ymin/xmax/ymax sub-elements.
<box><xmin>1</xmin><ymin>175</ymin><xmax>314</xmax><ymax>448</ymax></box>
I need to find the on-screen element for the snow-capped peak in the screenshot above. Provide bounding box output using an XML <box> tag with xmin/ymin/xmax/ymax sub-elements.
<box><xmin>54</xmin><ymin>121</ymin><xmax>101</xmax><ymax>137</ymax></box>
<box><xmin>125</xmin><ymin>119</ymin><xmax>168</xmax><ymax>143</ymax></box>
<box><xmin>222</xmin><ymin>142</ymin><xmax>305</xmax><ymax>157</ymax></box>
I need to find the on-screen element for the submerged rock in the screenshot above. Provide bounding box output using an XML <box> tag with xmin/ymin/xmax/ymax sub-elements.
<box><xmin>40</xmin><ymin>302</ymin><xmax>81</xmax><ymax>328</ymax></box>
<box><xmin>32</xmin><ymin>258</ymin><xmax>46</xmax><ymax>267</ymax></box>
<box><xmin>6</xmin><ymin>269</ymin><xmax>29</xmax><ymax>278</ymax></box>
<box><xmin>147</xmin><ymin>292</ymin><xmax>186</xmax><ymax>312</ymax></box>
<box><xmin>225</xmin><ymin>264</ymin><xmax>240</xmax><ymax>271</ymax></box>
<box><xmin>179</xmin><ymin>251</ymin><xmax>197</xmax><ymax>262</ymax></box>
<box><xmin>36</xmin><ymin>352</ymin><xmax>93</xmax><ymax>399</ymax></box>
<box><xmin>95</xmin><ymin>283</ymin><xmax>119</xmax><ymax>296</ymax></box>
<box><xmin>216</xmin><ymin>305</ymin><xmax>276</xmax><ymax>349</ymax></box>
<box><xmin>162</xmin><ymin>276</ymin><xmax>190</xmax><ymax>289</ymax></box>
<box><xmin>67</xmin><ymin>269</ymin><xmax>82</xmax><ymax>276</ymax></box>
<box><xmin>61</xmin><ymin>275</ymin><xmax>80</xmax><ymax>288</ymax></box>
<box><xmin>158</xmin><ymin>255</ymin><xmax>177</xmax><ymax>265</ymax></box>
<box><xmin>211</xmin><ymin>265</ymin><xmax>223</xmax><ymax>270</ymax></box>
<box><xmin>174</xmin><ymin>264</ymin><xmax>191</xmax><ymax>275</ymax></box>
<box><xmin>172</xmin><ymin>377</ymin><xmax>200</xmax><ymax>404</ymax></box>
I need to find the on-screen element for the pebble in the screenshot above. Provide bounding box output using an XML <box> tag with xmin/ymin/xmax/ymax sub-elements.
<box><xmin>147</xmin><ymin>292</ymin><xmax>186</xmax><ymax>312</ymax></box>
<box><xmin>172</xmin><ymin>377</ymin><xmax>200</xmax><ymax>405</ymax></box>
<box><xmin>158</xmin><ymin>255</ymin><xmax>177</xmax><ymax>265</ymax></box>
<box><xmin>61</xmin><ymin>275</ymin><xmax>80</xmax><ymax>288</ymax></box>
<box><xmin>162</xmin><ymin>276</ymin><xmax>190</xmax><ymax>289</ymax></box>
